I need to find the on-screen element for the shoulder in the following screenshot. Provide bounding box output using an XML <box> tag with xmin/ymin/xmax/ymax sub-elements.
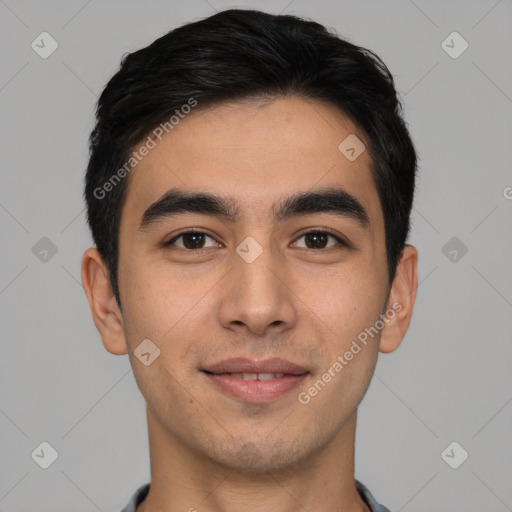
<box><xmin>120</xmin><ymin>483</ymin><xmax>150</xmax><ymax>512</ymax></box>
<box><xmin>355</xmin><ymin>480</ymin><xmax>392</xmax><ymax>512</ymax></box>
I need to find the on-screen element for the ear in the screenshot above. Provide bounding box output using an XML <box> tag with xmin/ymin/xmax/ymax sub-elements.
<box><xmin>379</xmin><ymin>244</ymin><xmax>418</xmax><ymax>354</ymax></box>
<box><xmin>81</xmin><ymin>247</ymin><xmax>128</xmax><ymax>355</ymax></box>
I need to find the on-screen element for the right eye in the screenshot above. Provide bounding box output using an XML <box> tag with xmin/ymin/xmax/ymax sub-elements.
<box><xmin>165</xmin><ymin>231</ymin><xmax>221</xmax><ymax>251</ymax></box>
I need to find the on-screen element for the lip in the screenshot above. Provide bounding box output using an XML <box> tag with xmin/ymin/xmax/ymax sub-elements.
<box><xmin>201</xmin><ymin>357</ymin><xmax>309</xmax><ymax>403</ymax></box>
<box><xmin>202</xmin><ymin>357</ymin><xmax>309</xmax><ymax>375</ymax></box>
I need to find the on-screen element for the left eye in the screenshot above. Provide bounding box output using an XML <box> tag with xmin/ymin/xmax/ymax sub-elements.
<box><xmin>292</xmin><ymin>231</ymin><xmax>345</xmax><ymax>250</ymax></box>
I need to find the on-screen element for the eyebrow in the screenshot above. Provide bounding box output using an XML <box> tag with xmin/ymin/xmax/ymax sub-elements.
<box><xmin>138</xmin><ymin>186</ymin><xmax>370</xmax><ymax>231</ymax></box>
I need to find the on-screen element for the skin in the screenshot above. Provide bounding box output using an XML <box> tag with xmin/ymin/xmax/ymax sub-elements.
<box><xmin>82</xmin><ymin>95</ymin><xmax>418</xmax><ymax>512</ymax></box>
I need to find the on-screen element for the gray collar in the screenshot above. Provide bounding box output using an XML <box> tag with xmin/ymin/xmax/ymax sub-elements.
<box><xmin>121</xmin><ymin>480</ymin><xmax>392</xmax><ymax>512</ymax></box>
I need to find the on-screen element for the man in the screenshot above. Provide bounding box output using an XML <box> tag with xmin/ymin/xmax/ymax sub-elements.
<box><xmin>81</xmin><ymin>9</ymin><xmax>418</xmax><ymax>512</ymax></box>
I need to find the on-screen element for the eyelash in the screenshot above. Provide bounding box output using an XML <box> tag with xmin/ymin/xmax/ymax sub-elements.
<box><xmin>164</xmin><ymin>229</ymin><xmax>349</xmax><ymax>251</ymax></box>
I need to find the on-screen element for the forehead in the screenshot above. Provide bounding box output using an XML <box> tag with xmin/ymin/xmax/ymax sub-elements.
<box><xmin>120</xmin><ymin>95</ymin><xmax>382</xmax><ymax>231</ymax></box>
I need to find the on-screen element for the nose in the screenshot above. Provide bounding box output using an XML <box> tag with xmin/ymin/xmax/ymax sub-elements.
<box><xmin>216</xmin><ymin>241</ymin><xmax>298</xmax><ymax>337</ymax></box>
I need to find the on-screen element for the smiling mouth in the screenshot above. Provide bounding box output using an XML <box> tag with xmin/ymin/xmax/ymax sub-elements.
<box><xmin>204</xmin><ymin>371</ymin><xmax>287</xmax><ymax>380</ymax></box>
<box><xmin>201</xmin><ymin>370</ymin><xmax>309</xmax><ymax>402</ymax></box>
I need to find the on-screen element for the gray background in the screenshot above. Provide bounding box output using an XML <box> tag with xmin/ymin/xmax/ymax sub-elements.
<box><xmin>1</xmin><ymin>0</ymin><xmax>511</xmax><ymax>510</ymax></box>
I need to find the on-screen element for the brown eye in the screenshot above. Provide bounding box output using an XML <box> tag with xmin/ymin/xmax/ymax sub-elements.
<box><xmin>166</xmin><ymin>232</ymin><xmax>219</xmax><ymax>250</ymax></box>
<box><xmin>293</xmin><ymin>231</ymin><xmax>346</xmax><ymax>250</ymax></box>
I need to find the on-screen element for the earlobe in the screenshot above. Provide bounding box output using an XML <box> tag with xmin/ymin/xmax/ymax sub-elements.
<box><xmin>379</xmin><ymin>244</ymin><xmax>418</xmax><ymax>354</ymax></box>
<box><xmin>81</xmin><ymin>247</ymin><xmax>128</xmax><ymax>355</ymax></box>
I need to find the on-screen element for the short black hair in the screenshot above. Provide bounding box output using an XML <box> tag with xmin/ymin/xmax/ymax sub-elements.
<box><xmin>84</xmin><ymin>8</ymin><xmax>417</xmax><ymax>309</ymax></box>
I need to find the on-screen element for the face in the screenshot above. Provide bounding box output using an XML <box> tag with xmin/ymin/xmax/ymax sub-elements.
<box><xmin>84</xmin><ymin>95</ymin><xmax>416</xmax><ymax>473</ymax></box>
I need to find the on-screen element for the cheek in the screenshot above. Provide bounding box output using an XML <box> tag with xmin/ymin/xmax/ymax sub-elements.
<box><xmin>120</xmin><ymin>256</ymin><xmax>180</xmax><ymax>338</ymax></box>
<box><xmin>302</xmin><ymin>273</ymin><xmax>383</xmax><ymax>405</ymax></box>
<box><xmin>304</xmin><ymin>263</ymin><xmax>385</xmax><ymax>335</ymax></box>
<box><xmin>120</xmin><ymin>260</ymin><xmax>210</xmax><ymax>382</ymax></box>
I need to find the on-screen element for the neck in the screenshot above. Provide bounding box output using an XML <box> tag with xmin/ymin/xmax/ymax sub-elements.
<box><xmin>137</xmin><ymin>407</ymin><xmax>369</xmax><ymax>512</ymax></box>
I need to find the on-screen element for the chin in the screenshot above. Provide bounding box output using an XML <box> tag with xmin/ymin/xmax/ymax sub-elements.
<box><xmin>206</xmin><ymin>436</ymin><xmax>314</xmax><ymax>474</ymax></box>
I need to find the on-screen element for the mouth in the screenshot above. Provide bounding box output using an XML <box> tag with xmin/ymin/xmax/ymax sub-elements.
<box><xmin>201</xmin><ymin>357</ymin><xmax>310</xmax><ymax>403</ymax></box>
<box><xmin>215</xmin><ymin>372</ymin><xmax>288</xmax><ymax>380</ymax></box>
